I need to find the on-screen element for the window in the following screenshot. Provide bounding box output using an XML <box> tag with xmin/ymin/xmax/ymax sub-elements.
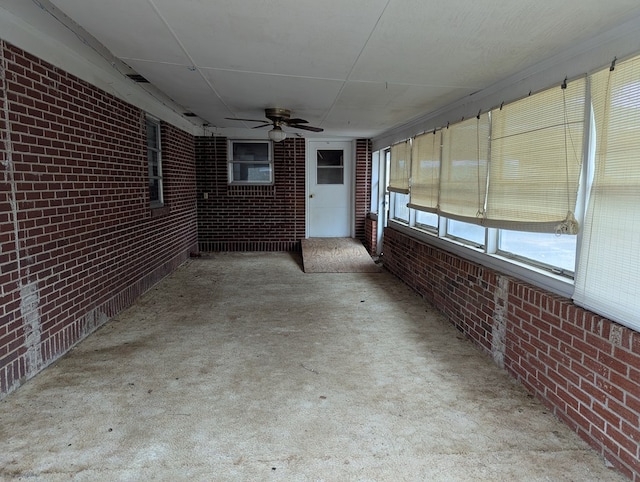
<box><xmin>388</xmin><ymin>140</ymin><xmax>411</xmax><ymax>194</ymax></box>
<box><xmin>574</xmin><ymin>55</ymin><xmax>640</xmax><ymax>330</ymax></box>
<box><xmin>382</xmin><ymin>79</ymin><xmax>590</xmax><ymax>278</ymax></box>
<box><xmin>228</xmin><ymin>140</ymin><xmax>273</xmax><ymax>184</ymax></box>
<box><xmin>391</xmin><ymin>192</ymin><xmax>410</xmax><ymax>223</ymax></box>
<box><xmin>439</xmin><ymin>115</ymin><xmax>490</xmax><ymax>224</ymax></box>
<box><xmin>498</xmin><ymin>230</ymin><xmax>576</xmax><ymax>273</ymax></box>
<box><xmin>146</xmin><ymin>117</ymin><xmax>163</xmax><ymax>207</ymax></box>
<box><xmin>409</xmin><ymin>130</ymin><xmax>440</xmax><ymax>214</ymax></box>
<box><xmin>486</xmin><ymin>78</ymin><xmax>586</xmax><ymax>232</ymax></box>
<box><xmin>415</xmin><ymin>211</ymin><xmax>438</xmax><ymax>231</ymax></box>
<box><xmin>317</xmin><ymin>149</ymin><xmax>344</xmax><ymax>184</ymax></box>
<box><xmin>447</xmin><ymin>219</ymin><xmax>485</xmax><ymax>247</ymax></box>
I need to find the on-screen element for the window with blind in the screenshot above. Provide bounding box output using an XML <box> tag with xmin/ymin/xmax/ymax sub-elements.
<box><xmin>574</xmin><ymin>56</ymin><xmax>640</xmax><ymax>330</ymax></box>
<box><xmin>388</xmin><ymin>140</ymin><xmax>411</xmax><ymax>194</ymax></box>
<box><xmin>408</xmin><ymin>131</ymin><xmax>440</xmax><ymax>213</ymax></box>
<box><xmin>381</xmin><ymin>51</ymin><xmax>640</xmax><ymax>310</ymax></box>
<box><xmin>439</xmin><ymin>115</ymin><xmax>490</xmax><ymax>224</ymax></box>
<box><xmin>486</xmin><ymin>79</ymin><xmax>586</xmax><ymax>232</ymax></box>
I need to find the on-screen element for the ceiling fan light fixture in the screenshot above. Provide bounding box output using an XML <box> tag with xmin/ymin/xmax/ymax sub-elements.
<box><xmin>268</xmin><ymin>126</ymin><xmax>286</xmax><ymax>142</ymax></box>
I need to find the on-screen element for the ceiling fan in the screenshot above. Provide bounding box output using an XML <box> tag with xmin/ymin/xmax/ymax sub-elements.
<box><xmin>225</xmin><ymin>108</ymin><xmax>323</xmax><ymax>142</ymax></box>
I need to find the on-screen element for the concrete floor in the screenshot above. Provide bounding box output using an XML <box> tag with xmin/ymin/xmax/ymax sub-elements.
<box><xmin>0</xmin><ymin>252</ymin><xmax>625</xmax><ymax>481</ymax></box>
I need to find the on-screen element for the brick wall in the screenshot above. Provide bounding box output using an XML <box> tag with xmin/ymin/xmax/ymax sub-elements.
<box><xmin>195</xmin><ymin>136</ymin><xmax>306</xmax><ymax>252</ymax></box>
<box><xmin>383</xmin><ymin>227</ymin><xmax>640</xmax><ymax>480</ymax></box>
<box><xmin>355</xmin><ymin>139</ymin><xmax>372</xmax><ymax>243</ymax></box>
<box><xmin>364</xmin><ymin>215</ymin><xmax>377</xmax><ymax>255</ymax></box>
<box><xmin>0</xmin><ymin>41</ymin><xmax>198</xmax><ymax>397</ymax></box>
<box><xmin>196</xmin><ymin>137</ymin><xmax>372</xmax><ymax>251</ymax></box>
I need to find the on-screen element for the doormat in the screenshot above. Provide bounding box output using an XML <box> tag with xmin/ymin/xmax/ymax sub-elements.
<box><xmin>301</xmin><ymin>238</ymin><xmax>382</xmax><ymax>273</ymax></box>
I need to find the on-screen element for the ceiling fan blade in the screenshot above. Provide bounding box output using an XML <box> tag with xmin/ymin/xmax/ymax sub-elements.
<box><xmin>225</xmin><ymin>117</ymin><xmax>268</xmax><ymax>123</ymax></box>
<box><xmin>291</xmin><ymin>124</ymin><xmax>324</xmax><ymax>132</ymax></box>
<box><xmin>251</xmin><ymin>123</ymin><xmax>272</xmax><ymax>129</ymax></box>
<box><xmin>285</xmin><ymin>118</ymin><xmax>309</xmax><ymax>124</ymax></box>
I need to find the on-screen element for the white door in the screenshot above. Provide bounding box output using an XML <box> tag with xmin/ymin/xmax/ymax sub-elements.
<box><xmin>308</xmin><ymin>141</ymin><xmax>352</xmax><ymax>237</ymax></box>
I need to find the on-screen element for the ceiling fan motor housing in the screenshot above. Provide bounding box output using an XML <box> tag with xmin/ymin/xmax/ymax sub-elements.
<box><xmin>265</xmin><ymin>108</ymin><xmax>291</xmax><ymax>122</ymax></box>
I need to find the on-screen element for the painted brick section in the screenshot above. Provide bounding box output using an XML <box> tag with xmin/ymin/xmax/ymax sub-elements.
<box><xmin>355</xmin><ymin>139</ymin><xmax>372</xmax><ymax>243</ymax></box>
<box><xmin>196</xmin><ymin>136</ymin><xmax>305</xmax><ymax>252</ymax></box>
<box><xmin>383</xmin><ymin>227</ymin><xmax>640</xmax><ymax>481</ymax></box>
<box><xmin>0</xmin><ymin>41</ymin><xmax>198</xmax><ymax>397</ymax></box>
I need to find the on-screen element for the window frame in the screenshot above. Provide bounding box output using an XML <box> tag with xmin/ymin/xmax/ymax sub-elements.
<box><xmin>390</xmin><ymin>191</ymin><xmax>410</xmax><ymax>224</ymax></box>
<box><xmin>146</xmin><ymin>116</ymin><xmax>164</xmax><ymax>209</ymax></box>
<box><xmin>228</xmin><ymin>139</ymin><xmax>274</xmax><ymax>185</ymax></box>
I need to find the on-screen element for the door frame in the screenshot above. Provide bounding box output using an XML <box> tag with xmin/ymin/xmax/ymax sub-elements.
<box><xmin>305</xmin><ymin>139</ymin><xmax>356</xmax><ymax>239</ymax></box>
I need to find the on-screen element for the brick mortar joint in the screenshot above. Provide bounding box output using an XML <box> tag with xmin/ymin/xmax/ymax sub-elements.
<box><xmin>1</xmin><ymin>43</ymin><xmax>23</xmax><ymax>286</ymax></box>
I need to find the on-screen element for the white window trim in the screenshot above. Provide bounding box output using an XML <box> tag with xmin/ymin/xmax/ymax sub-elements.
<box><xmin>228</xmin><ymin>139</ymin><xmax>274</xmax><ymax>185</ymax></box>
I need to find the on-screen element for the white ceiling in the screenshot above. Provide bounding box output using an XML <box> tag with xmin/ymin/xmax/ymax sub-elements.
<box><xmin>45</xmin><ymin>0</ymin><xmax>640</xmax><ymax>140</ymax></box>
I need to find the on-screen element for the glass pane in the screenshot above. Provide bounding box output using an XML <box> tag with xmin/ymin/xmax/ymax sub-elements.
<box><xmin>233</xmin><ymin>142</ymin><xmax>269</xmax><ymax>162</ymax></box>
<box><xmin>146</xmin><ymin>120</ymin><xmax>159</xmax><ymax>148</ymax></box>
<box><xmin>231</xmin><ymin>162</ymin><xmax>272</xmax><ymax>182</ymax></box>
<box><xmin>317</xmin><ymin>167</ymin><xmax>343</xmax><ymax>184</ymax></box>
<box><xmin>148</xmin><ymin>151</ymin><xmax>159</xmax><ymax>177</ymax></box>
<box><xmin>447</xmin><ymin>219</ymin><xmax>485</xmax><ymax>246</ymax></box>
<box><xmin>393</xmin><ymin>193</ymin><xmax>410</xmax><ymax>223</ymax></box>
<box><xmin>149</xmin><ymin>178</ymin><xmax>160</xmax><ymax>202</ymax></box>
<box><xmin>416</xmin><ymin>211</ymin><xmax>438</xmax><ymax>229</ymax></box>
<box><xmin>317</xmin><ymin>149</ymin><xmax>343</xmax><ymax>167</ymax></box>
<box><xmin>499</xmin><ymin>230</ymin><xmax>577</xmax><ymax>272</ymax></box>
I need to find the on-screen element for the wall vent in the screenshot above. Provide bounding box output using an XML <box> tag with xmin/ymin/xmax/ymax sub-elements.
<box><xmin>127</xmin><ymin>74</ymin><xmax>149</xmax><ymax>83</ymax></box>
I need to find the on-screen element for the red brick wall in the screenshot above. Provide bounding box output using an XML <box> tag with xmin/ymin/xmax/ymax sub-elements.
<box><xmin>364</xmin><ymin>215</ymin><xmax>377</xmax><ymax>255</ymax></box>
<box><xmin>383</xmin><ymin>227</ymin><xmax>640</xmax><ymax>480</ymax></box>
<box><xmin>196</xmin><ymin>138</ymin><xmax>372</xmax><ymax>251</ymax></box>
<box><xmin>195</xmin><ymin>136</ymin><xmax>306</xmax><ymax>251</ymax></box>
<box><xmin>355</xmin><ymin>139</ymin><xmax>372</xmax><ymax>243</ymax></box>
<box><xmin>0</xmin><ymin>41</ymin><xmax>198</xmax><ymax>397</ymax></box>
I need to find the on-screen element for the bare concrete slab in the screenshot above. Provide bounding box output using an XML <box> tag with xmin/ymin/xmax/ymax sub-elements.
<box><xmin>0</xmin><ymin>252</ymin><xmax>625</xmax><ymax>481</ymax></box>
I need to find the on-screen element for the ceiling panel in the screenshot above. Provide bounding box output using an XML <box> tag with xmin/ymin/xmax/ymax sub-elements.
<box><xmin>201</xmin><ymin>69</ymin><xmax>344</xmax><ymax>126</ymax></box>
<box><xmin>325</xmin><ymin>81</ymin><xmax>473</xmax><ymax>135</ymax></box>
<box><xmin>151</xmin><ymin>0</ymin><xmax>389</xmax><ymax>79</ymax></box>
<box><xmin>335</xmin><ymin>81</ymin><xmax>472</xmax><ymax>110</ymax></box>
<box><xmin>50</xmin><ymin>0</ymin><xmax>189</xmax><ymax>65</ymax></box>
<box><xmin>350</xmin><ymin>0</ymin><xmax>640</xmax><ymax>85</ymax></box>
<box><xmin>123</xmin><ymin>59</ymin><xmax>231</xmax><ymax>121</ymax></box>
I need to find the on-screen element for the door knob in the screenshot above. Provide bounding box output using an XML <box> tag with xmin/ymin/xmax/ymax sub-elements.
<box><xmin>309</xmin><ymin>194</ymin><xmax>314</xmax><ymax>198</ymax></box>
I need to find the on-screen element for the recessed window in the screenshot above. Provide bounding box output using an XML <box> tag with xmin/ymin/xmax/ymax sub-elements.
<box><xmin>228</xmin><ymin>140</ymin><xmax>273</xmax><ymax>184</ymax></box>
<box><xmin>146</xmin><ymin>117</ymin><xmax>163</xmax><ymax>208</ymax></box>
